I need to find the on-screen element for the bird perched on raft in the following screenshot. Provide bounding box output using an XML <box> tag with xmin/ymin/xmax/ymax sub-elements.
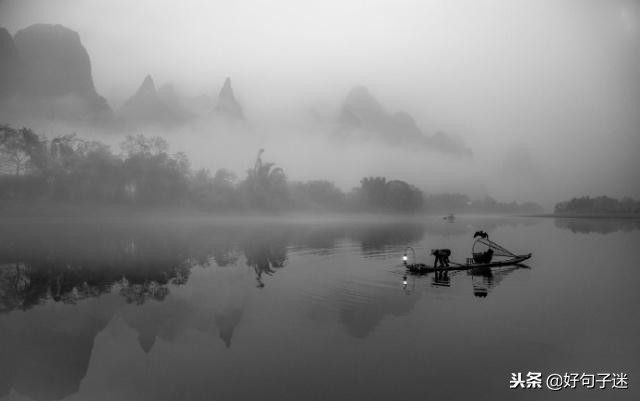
<box><xmin>473</xmin><ymin>231</ymin><xmax>489</xmax><ymax>239</ymax></box>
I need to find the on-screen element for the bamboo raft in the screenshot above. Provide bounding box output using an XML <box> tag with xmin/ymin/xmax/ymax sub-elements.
<box><xmin>405</xmin><ymin>253</ymin><xmax>532</xmax><ymax>273</ymax></box>
<box><xmin>403</xmin><ymin>234</ymin><xmax>532</xmax><ymax>274</ymax></box>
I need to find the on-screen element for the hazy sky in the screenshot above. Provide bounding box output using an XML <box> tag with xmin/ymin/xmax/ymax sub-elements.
<box><xmin>1</xmin><ymin>0</ymin><xmax>639</xmax><ymax>206</ymax></box>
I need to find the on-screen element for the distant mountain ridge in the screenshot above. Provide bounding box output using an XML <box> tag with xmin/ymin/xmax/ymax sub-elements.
<box><xmin>118</xmin><ymin>75</ymin><xmax>191</xmax><ymax>127</ymax></box>
<box><xmin>3</xmin><ymin>24</ymin><xmax>113</xmax><ymax>121</ymax></box>
<box><xmin>338</xmin><ymin>86</ymin><xmax>472</xmax><ymax>156</ymax></box>
<box><xmin>0</xmin><ymin>24</ymin><xmax>252</xmax><ymax>127</ymax></box>
<box><xmin>0</xmin><ymin>27</ymin><xmax>21</xmax><ymax>98</ymax></box>
<box><xmin>215</xmin><ymin>77</ymin><xmax>244</xmax><ymax>121</ymax></box>
<box><xmin>1</xmin><ymin>22</ymin><xmax>470</xmax><ymax>155</ymax></box>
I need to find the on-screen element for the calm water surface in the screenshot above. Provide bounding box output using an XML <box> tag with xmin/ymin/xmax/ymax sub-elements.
<box><xmin>0</xmin><ymin>216</ymin><xmax>638</xmax><ymax>401</ymax></box>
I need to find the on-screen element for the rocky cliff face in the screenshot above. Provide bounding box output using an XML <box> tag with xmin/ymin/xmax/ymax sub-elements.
<box><xmin>215</xmin><ymin>77</ymin><xmax>244</xmax><ymax>120</ymax></box>
<box><xmin>338</xmin><ymin>86</ymin><xmax>471</xmax><ymax>156</ymax></box>
<box><xmin>14</xmin><ymin>24</ymin><xmax>97</xmax><ymax>97</ymax></box>
<box><xmin>118</xmin><ymin>75</ymin><xmax>190</xmax><ymax>127</ymax></box>
<box><xmin>339</xmin><ymin>86</ymin><xmax>387</xmax><ymax>128</ymax></box>
<box><xmin>0</xmin><ymin>27</ymin><xmax>21</xmax><ymax>98</ymax></box>
<box><xmin>339</xmin><ymin>86</ymin><xmax>424</xmax><ymax>139</ymax></box>
<box><xmin>5</xmin><ymin>24</ymin><xmax>112</xmax><ymax>121</ymax></box>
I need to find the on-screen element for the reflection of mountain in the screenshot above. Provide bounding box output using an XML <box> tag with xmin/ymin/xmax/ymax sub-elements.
<box><xmin>120</xmin><ymin>297</ymin><xmax>193</xmax><ymax>353</ymax></box>
<box><xmin>554</xmin><ymin>218</ymin><xmax>640</xmax><ymax>234</ymax></box>
<box><xmin>0</xmin><ymin>223</ymin><xmax>314</xmax><ymax>399</ymax></box>
<box><xmin>215</xmin><ymin>304</ymin><xmax>244</xmax><ymax>347</ymax></box>
<box><xmin>0</xmin><ymin>218</ymin><xmax>538</xmax><ymax>400</ymax></box>
<box><xmin>119</xmin><ymin>266</ymin><xmax>249</xmax><ymax>352</ymax></box>
<box><xmin>339</xmin><ymin>282</ymin><xmax>418</xmax><ymax>338</ymax></box>
<box><xmin>0</xmin><ymin>297</ymin><xmax>117</xmax><ymax>401</ymax></box>
<box><xmin>212</xmin><ymin>277</ymin><xmax>246</xmax><ymax>348</ymax></box>
<box><xmin>306</xmin><ymin>277</ymin><xmax>420</xmax><ymax>339</ymax></box>
<box><xmin>338</xmin><ymin>86</ymin><xmax>472</xmax><ymax>156</ymax></box>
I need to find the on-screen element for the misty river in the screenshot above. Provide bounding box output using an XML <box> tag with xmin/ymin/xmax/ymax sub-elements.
<box><xmin>0</xmin><ymin>215</ymin><xmax>638</xmax><ymax>401</ymax></box>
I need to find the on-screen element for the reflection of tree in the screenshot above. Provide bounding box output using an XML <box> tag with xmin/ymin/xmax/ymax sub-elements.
<box><xmin>0</xmin><ymin>260</ymin><xmax>118</xmax><ymax>311</ymax></box>
<box><xmin>119</xmin><ymin>280</ymin><xmax>170</xmax><ymax>304</ymax></box>
<box><xmin>0</xmin><ymin>262</ymin><xmax>29</xmax><ymax>312</ymax></box>
<box><xmin>212</xmin><ymin>246</ymin><xmax>239</xmax><ymax>267</ymax></box>
<box><xmin>0</xmin><ymin>218</ymin><xmax>546</xmax><ymax>401</ymax></box>
<box><xmin>0</xmin><ymin>219</ymin><xmax>540</xmax><ymax>310</ymax></box>
<box><xmin>201</xmin><ymin>230</ymin><xmax>241</xmax><ymax>267</ymax></box>
<box><xmin>0</xmin><ymin>222</ymin><xmax>301</xmax><ymax>309</ymax></box>
<box><xmin>554</xmin><ymin>217</ymin><xmax>640</xmax><ymax>234</ymax></box>
<box><xmin>242</xmin><ymin>229</ymin><xmax>289</xmax><ymax>288</ymax></box>
<box><xmin>2</xmin><ymin>219</ymin><xmax>506</xmax><ymax>306</ymax></box>
<box><xmin>0</xmin><ymin>225</ymin><xmax>198</xmax><ymax>312</ymax></box>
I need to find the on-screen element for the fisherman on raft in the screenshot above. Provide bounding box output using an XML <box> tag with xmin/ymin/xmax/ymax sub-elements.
<box><xmin>431</xmin><ymin>249</ymin><xmax>451</xmax><ymax>268</ymax></box>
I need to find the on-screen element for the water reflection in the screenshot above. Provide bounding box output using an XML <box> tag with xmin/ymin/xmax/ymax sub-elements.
<box><xmin>0</xmin><ymin>296</ymin><xmax>116</xmax><ymax>401</ymax></box>
<box><xmin>0</xmin><ymin>224</ymin><xmax>193</xmax><ymax>312</ymax></box>
<box><xmin>0</xmin><ymin>218</ymin><xmax>538</xmax><ymax>320</ymax></box>
<box><xmin>0</xmin><ymin>221</ymin><xmax>425</xmax><ymax>312</ymax></box>
<box><xmin>432</xmin><ymin>270</ymin><xmax>451</xmax><ymax>287</ymax></box>
<box><xmin>351</xmin><ymin>222</ymin><xmax>424</xmax><ymax>256</ymax></box>
<box><xmin>243</xmin><ymin>229</ymin><xmax>289</xmax><ymax>288</ymax></box>
<box><xmin>311</xmin><ymin>276</ymin><xmax>421</xmax><ymax>339</ymax></box>
<box><xmin>0</xmin><ymin>217</ymin><xmax>542</xmax><ymax>401</ymax></box>
<box><xmin>468</xmin><ymin>265</ymin><xmax>530</xmax><ymax>298</ymax></box>
<box><xmin>411</xmin><ymin>264</ymin><xmax>527</xmax><ymax>297</ymax></box>
<box><xmin>554</xmin><ymin>217</ymin><xmax>640</xmax><ymax>234</ymax></box>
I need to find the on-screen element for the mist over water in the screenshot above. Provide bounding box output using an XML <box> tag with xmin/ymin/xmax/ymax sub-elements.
<box><xmin>1</xmin><ymin>0</ymin><xmax>639</xmax><ymax>207</ymax></box>
<box><xmin>1</xmin><ymin>3</ymin><xmax>640</xmax><ymax>400</ymax></box>
<box><xmin>0</xmin><ymin>216</ymin><xmax>638</xmax><ymax>400</ymax></box>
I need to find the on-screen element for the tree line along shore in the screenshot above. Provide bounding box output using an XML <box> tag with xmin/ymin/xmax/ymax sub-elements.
<box><xmin>4</xmin><ymin>124</ymin><xmax>634</xmax><ymax>218</ymax></box>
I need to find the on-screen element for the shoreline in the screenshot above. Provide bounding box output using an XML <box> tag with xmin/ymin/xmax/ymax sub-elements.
<box><xmin>5</xmin><ymin>202</ymin><xmax>637</xmax><ymax>221</ymax></box>
<box><xmin>525</xmin><ymin>213</ymin><xmax>640</xmax><ymax>219</ymax></box>
<box><xmin>0</xmin><ymin>205</ymin><xmax>545</xmax><ymax>224</ymax></box>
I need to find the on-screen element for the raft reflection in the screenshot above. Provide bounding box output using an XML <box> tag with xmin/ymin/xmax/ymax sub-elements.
<box><xmin>0</xmin><ymin>217</ymin><xmax>535</xmax><ymax>401</ymax></box>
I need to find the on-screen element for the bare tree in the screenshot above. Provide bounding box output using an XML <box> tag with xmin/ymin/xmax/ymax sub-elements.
<box><xmin>0</xmin><ymin>125</ymin><xmax>46</xmax><ymax>176</ymax></box>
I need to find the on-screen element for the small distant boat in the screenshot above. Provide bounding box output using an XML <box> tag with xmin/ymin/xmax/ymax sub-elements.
<box><xmin>443</xmin><ymin>214</ymin><xmax>455</xmax><ymax>221</ymax></box>
<box><xmin>403</xmin><ymin>233</ymin><xmax>531</xmax><ymax>274</ymax></box>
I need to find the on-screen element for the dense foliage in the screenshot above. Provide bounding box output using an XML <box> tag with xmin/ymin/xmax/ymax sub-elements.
<box><xmin>425</xmin><ymin>193</ymin><xmax>543</xmax><ymax>214</ymax></box>
<box><xmin>0</xmin><ymin>124</ymin><xmax>541</xmax><ymax>214</ymax></box>
<box><xmin>554</xmin><ymin>196</ymin><xmax>640</xmax><ymax>214</ymax></box>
